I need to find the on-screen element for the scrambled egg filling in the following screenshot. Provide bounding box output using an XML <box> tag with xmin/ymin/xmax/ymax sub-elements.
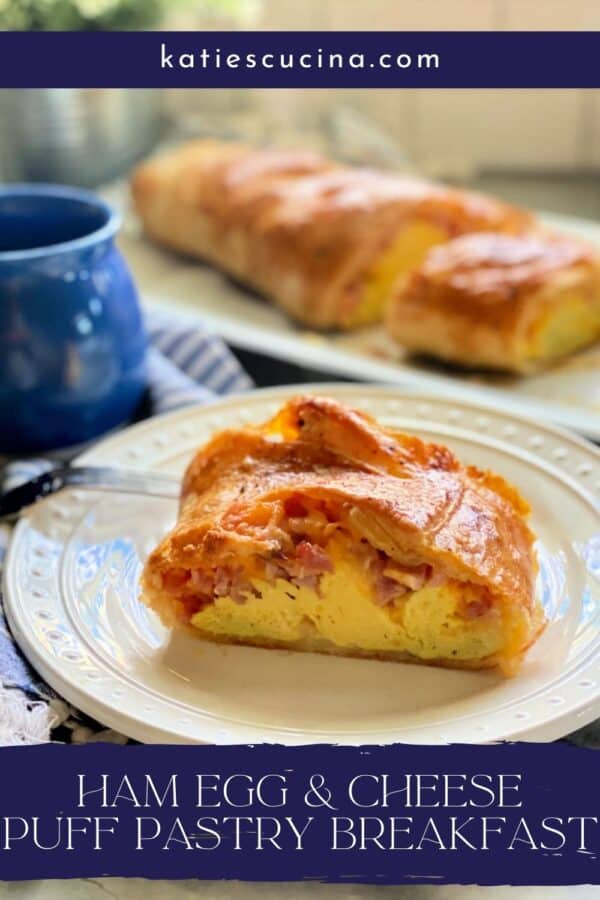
<box><xmin>345</xmin><ymin>221</ymin><xmax>448</xmax><ymax>327</ymax></box>
<box><xmin>190</xmin><ymin>542</ymin><xmax>529</xmax><ymax>666</ymax></box>
<box><xmin>526</xmin><ymin>290</ymin><xmax>600</xmax><ymax>364</ymax></box>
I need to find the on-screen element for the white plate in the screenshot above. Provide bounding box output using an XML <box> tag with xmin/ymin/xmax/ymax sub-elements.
<box><xmin>118</xmin><ymin>210</ymin><xmax>600</xmax><ymax>440</ymax></box>
<box><xmin>4</xmin><ymin>385</ymin><xmax>600</xmax><ymax>744</ymax></box>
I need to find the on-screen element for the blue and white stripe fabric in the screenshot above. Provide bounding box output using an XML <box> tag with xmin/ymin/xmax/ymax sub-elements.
<box><xmin>0</xmin><ymin>308</ymin><xmax>252</xmax><ymax>741</ymax></box>
<box><xmin>147</xmin><ymin>308</ymin><xmax>252</xmax><ymax>412</ymax></box>
<box><xmin>0</xmin><ymin>524</ymin><xmax>48</xmax><ymax>697</ymax></box>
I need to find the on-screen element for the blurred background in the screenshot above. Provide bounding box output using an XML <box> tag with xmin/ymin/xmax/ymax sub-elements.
<box><xmin>1</xmin><ymin>0</ymin><xmax>600</xmax><ymax>219</ymax></box>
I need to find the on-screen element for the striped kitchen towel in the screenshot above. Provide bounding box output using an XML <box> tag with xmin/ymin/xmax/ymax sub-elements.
<box><xmin>0</xmin><ymin>307</ymin><xmax>252</xmax><ymax>744</ymax></box>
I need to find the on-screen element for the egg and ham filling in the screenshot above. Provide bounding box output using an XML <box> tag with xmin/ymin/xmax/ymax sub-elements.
<box><xmin>524</xmin><ymin>288</ymin><xmax>600</xmax><ymax>366</ymax></box>
<box><xmin>148</xmin><ymin>497</ymin><xmax>532</xmax><ymax>674</ymax></box>
<box><xmin>385</xmin><ymin>232</ymin><xmax>600</xmax><ymax>373</ymax></box>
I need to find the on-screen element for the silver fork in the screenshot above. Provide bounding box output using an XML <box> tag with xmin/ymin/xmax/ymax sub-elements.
<box><xmin>0</xmin><ymin>466</ymin><xmax>180</xmax><ymax>524</ymax></box>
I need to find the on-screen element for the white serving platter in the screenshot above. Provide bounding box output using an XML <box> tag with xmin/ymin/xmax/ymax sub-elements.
<box><xmin>117</xmin><ymin>210</ymin><xmax>600</xmax><ymax>440</ymax></box>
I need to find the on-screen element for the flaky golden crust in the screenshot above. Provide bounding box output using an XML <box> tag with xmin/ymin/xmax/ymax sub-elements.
<box><xmin>143</xmin><ymin>396</ymin><xmax>536</xmax><ymax>623</ymax></box>
<box><xmin>386</xmin><ymin>231</ymin><xmax>600</xmax><ymax>372</ymax></box>
<box><xmin>131</xmin><ymin>140</ymin><xmax>531</xmax><ymax>329</ymax></box>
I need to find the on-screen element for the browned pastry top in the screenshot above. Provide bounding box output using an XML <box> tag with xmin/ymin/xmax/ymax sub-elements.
<box><xmin>131</xmin><ymin>140</ymin><xmax>532</xmax><ymax>326</ymax></box>
<box><xmin>135</xmin><ymin>140</ymin><xmax>529</xmax><ymax>235</ymax></box>
<box><xmin>401</xmin><ymin>232</ymin><xmax>598</xmax><ymax>314</ymax></box>
<box><xmin>147</xmin><ymin>396</ymin><xmax>536</xmax><ymax>613</ymax></box>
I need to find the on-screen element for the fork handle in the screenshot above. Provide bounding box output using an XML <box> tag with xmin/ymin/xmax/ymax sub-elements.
<box><xmin>0</xmin><ymin>465</ymin><xmax>180</xmax><ymax>522</ymax></box>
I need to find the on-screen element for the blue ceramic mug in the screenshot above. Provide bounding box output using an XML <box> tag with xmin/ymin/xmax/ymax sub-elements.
<box><xmin>0</xmin><ymin>185</ymin><xmax>147</xmax><ymax>453</ymax></box>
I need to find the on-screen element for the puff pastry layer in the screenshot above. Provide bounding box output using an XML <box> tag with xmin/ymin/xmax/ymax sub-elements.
<box><xmin>141</xmin><ymin>396</ymin><xmax>544</xmax><ymax>675</ymax></box>
<box><xmin>131</xmin><ymin>140</ymin><xmax>530</xmax><ymax>330</ymax></box>
<box><xmin>386</xmin><ymin>231</ymin><xmax>600</xmax><ymax>372</ymax></box>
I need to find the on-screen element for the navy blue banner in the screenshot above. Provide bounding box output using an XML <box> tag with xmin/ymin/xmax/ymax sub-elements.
<box><xmin>0</xmin><ymin>31</ymin><xmax>599</xmax><ymax>88</ymax></box>
<box><xmin>0</xmin><ymin>742</ymin><xmax>599</xmax><ymax>884</ymax></box>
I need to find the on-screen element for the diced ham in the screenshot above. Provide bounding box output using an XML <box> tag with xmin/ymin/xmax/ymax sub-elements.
<box><xmin>190</xmin><ymin>569</ymin><xmax>214</xmax><ymax>593</ymax></box>
<box><xmin>368</xmin><ymin>555</ymin><xmax>438</xmax><ymax>606</ymax></box>
<box><xmin>262</xmin><ymin>541</ymin><xmax>334</xmax><ymax>596</ymax></box>
<box><xmin>428</xmin><ymin>569</ymin><xmax>449</xmax><ymax>588</ymax></box>
<box><xmin>463</xmin><ymin>591</ymin><xmax>494</xmax><ymax>619</ymax></box>
<box><xmin>265</xmin><ymin>557</ymin><xmax>321</xmax><ymax>595</ymax></box>
<box><xmin>229</xmin><ymin>583</ymin><xmax>251</xmax><ymax>605</ymax></box>
<box><xmin>295</xmin><ymin>541</ymin><xmax>334</xmax><ymax>575</ymax></box>
<box><xmin>213</xmin><ymin>569</ymin><xmax>232</xmax><ymax>597</ymax></box>
<box><xmin>382</xmin><ymin>562</ymin><xmax>430</xmax><ymax>592</ymax></box>
<box><xmin>264</xmin><ymin>560</ymin><xmax>290</xmax><ymax>582</ymax></box>
<box><xmin>373</xmin><ymin>576</ymin><xmax>409</xmax><ymax>606</ymax></box>
<box><xmin>211</xmin><ymin>566</ymin><xmax>254</xmax><ymax>604</ymax></box>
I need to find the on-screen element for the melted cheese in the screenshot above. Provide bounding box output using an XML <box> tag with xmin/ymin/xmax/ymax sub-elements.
<box><xmin>190</xmin><ymin>540</ymin><xmax>531</xmax><ymax>669</ymax></box>
<box><xmin>345</xmin><ymin>220</ymin><xmax>448</xmax><ymax>327</ymax></box>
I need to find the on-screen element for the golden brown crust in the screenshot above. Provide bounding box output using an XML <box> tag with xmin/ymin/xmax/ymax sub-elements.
<box><xmin>131</xmin><ymin>140</ymin><xmax>531</xmax><ymax>329</ymax></box>
<box><xmin>143</xmin><ymin>395</ymin><xmax>536</xmax><ymax>619</ymax></box>
<box><xmin>386</xmin><ymin>231</ymin><xmax>600</xmax><ymax>372</ymax></box>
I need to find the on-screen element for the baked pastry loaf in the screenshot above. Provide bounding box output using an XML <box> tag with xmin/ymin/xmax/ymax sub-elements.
<box><xmin>386</xmin><ymin>231</ymin><xmax>600</xmax><ymax>373</ymax></box>
<box><xmin>141</xmin><ymin>395</ymin><xmax>543</xmax><ymax>675</ymax></box>
<box><xmin>131</xmin><ymin>140</ymin><xmax>531</xmax><ymax>330</ymax></box>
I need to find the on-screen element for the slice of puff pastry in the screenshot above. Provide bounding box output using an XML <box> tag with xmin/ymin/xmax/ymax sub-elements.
<box><xmin>386</xmin><ymin>231</ymin><xmax>600</xmax><ymax>373</ymax></box>
<box><xmin>131</xmin><ymin>140</ymin><xmax>531</xmax><ymax>330</ymax></box>
<box><xmin>141</xmin><ymin>396</ymin><xmax>544</xmax><ymax>675</ymax></box>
